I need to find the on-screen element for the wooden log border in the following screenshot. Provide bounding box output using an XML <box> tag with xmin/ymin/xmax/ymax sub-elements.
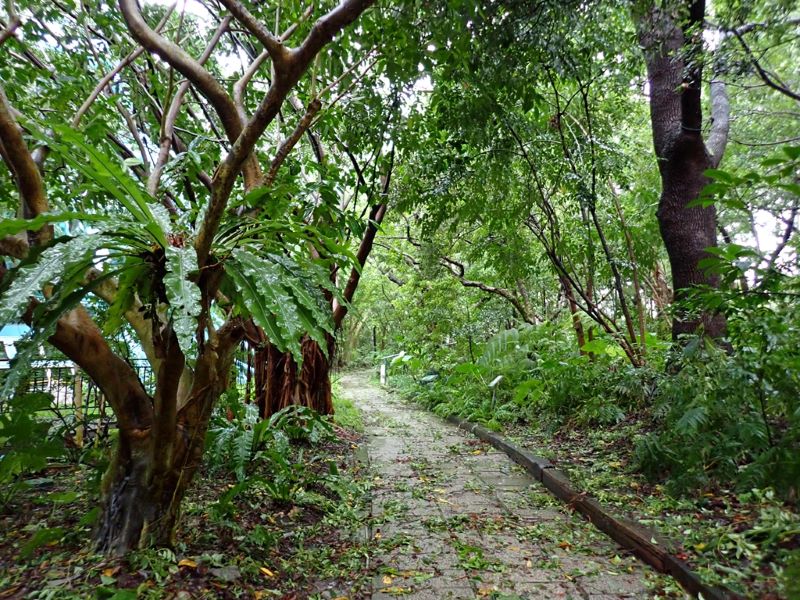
<box><xmin>446</xmin><ymin>415</ymin><xmax>741</xmax><ymax>600</ymax></box>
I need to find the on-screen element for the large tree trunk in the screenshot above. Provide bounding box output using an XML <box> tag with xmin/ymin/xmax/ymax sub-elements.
<box><xmin>657</xmin><ymin>134</ymin><xmax>726</xmax><ymax>339</ymax></box>
<box><xmin>256</xmin><ymin>337</ymin><xmax>333</xmax><ymax>418</ymax></box>
<box><xmin>94</xmin><ymin>356</ymin><xmax>236</xmax><ymax>554</ymax></box>
<box><xmin>53</xmin><ymin>311</ymin><xmax>244</xmax><ymax>555</ymax></box>
<box><xmin>94</xmin><ymin>434</ymin><xmax>185</xmax><ymax>554</ymax></box>
<box><xmin>96</xmin><ymin>350</ymin><xmax>234</xmax><ymax>553</ymax></box>
<box><xmin>637</xmin><ymin>0</ymin><xmax>730</xmax><ymax>341</ymax></box>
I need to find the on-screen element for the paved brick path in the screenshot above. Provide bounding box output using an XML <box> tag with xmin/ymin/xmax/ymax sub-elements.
<box><xmin>340</xmin><ymin>371</ymin><xmax>655</xmax><ymax>599</ymax></box>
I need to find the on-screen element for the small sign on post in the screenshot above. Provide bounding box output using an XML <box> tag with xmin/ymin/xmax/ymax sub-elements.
<box><xmin>380</xmin><ymin>362</ymin><xmax>387</xmax><ymax>386</ymax></box>
<box><xmin>489</xmin><ymin>375</ymin><xmax>503</xmax><ymax>412</ymax></box>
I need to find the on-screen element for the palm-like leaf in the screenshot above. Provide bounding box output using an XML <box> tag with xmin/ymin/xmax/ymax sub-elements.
<box><xmin>163</xmin><ymin>246</ymin><xmax>201</xmax><ymax>354</ymax></box>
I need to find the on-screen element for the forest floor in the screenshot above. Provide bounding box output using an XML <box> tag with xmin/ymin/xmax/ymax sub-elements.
<box><xmin>5</xmin><ymin>372</ymin><xmax>784</xmax><ymax>598</ymax></box>
<box><xmin>342</xmin><ymin>370</ymin><xmax>677</xmax><ymax>598</ymax></box>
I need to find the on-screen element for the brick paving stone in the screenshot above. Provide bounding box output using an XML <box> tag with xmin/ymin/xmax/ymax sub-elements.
<box><xmin>338</xmin><ymin>371</ymin><xmax>653</xmax><ymax>599</ymax></box>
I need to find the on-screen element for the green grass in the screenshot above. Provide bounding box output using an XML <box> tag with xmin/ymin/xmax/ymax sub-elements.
<box><xmin>332</xmin><ymin>395</ymin><xmax>364</xmax><ymax>432</ymax></box>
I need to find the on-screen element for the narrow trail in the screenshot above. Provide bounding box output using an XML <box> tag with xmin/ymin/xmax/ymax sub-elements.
<box><xmin>339</xmin><ymin>371</ymin><xmax>656</xmax><ymax>599</ymax></box>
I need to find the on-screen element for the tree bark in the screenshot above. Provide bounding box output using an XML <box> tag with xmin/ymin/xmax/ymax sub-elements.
<box><xmin>256</xmin><ymin>337</ymin><xmax>333</xmax><ymax>418</ymax></box>
<box><xmin>92</xmin><ymin>325</ymin><xmax>241</xmax><ymax>555</ymax></box>
<box><xmin>637</xmin><ymin>1</ymin><xmax>728</xmax><ymax>341</ymax></box>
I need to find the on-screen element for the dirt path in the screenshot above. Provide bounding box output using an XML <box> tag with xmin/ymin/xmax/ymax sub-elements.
<box><xmin>339</xmin><ymin>370</ymin><xmax>657</xmax><ymax>599</ymax></box>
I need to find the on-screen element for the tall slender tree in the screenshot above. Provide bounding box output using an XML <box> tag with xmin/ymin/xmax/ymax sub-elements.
<box><xmin>636</xmin><ymin>0</ymin><xmax>730</xmax><ymax>340</ymax></box>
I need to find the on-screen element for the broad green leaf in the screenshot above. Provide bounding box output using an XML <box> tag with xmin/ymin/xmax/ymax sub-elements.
<box><xmin>580</xmin><ymin>339</ymin><xmax>609</xmax><ymax>355</ymax></box>
<box><xmin>231</xmin><ymin>249</ymin><xmax>304</xmax><ymax>363</ymax></box>
<box><xmin>28</xmin><ymin>124</ymin><xmax>167</xmax><ymax>247</ymax></box>
<box><xmin>1</xmin><ymin>267</ymin><xmax>123</xmax><ymax>399</ymax></box>
<box><xmin>164</xmin><ymin>246</ymin><xmax>201</xmax><ymax>354</ymax></box>
<box><xmin>0</xmin><ymin>212</ymin><xmax>106</xmax><ymax>238</ymax></box>
<box><xmin>0</xmin><ymin>235</ymin><xmax>109</xmax><ymax>326</ymax></box>
<box><xmin>225</xmin><ymin>261</ymin><xmax>286</xmax><ymax>352</ymax></box>
<box><xmin>103</xmin><ymin>258</ymin><xmax>149</xmax><ymax>335</ymax></box>
<box><xmin>703</xmin><ymin>168</ymin><xmax>735</xmax><ymax>183</ymax></box>
<box><xmin>19</xmin><ymin>527</ymin><xmax>65</xmax><ymax>559</ymax></box>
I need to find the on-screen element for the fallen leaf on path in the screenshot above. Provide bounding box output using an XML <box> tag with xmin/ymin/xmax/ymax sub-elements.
<box><xmin>178</xmin><ymin>559</ymin><xmax>197</xmax><ymax>568</ymax></box>
<box><xmin>379</xmin><ymin>586</ymin><xmax>412</xmax><ymax>595</ymax></box>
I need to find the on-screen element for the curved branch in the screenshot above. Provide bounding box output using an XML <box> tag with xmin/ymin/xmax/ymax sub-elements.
<box><xmin>234</xmin><ymin>49</ymin><xmax>270</xmax><ymax>122</ymax></box>
<box><xmin>73</xmin><ymin>5</ymin><xmax>176</xmax><ymax>127</ymax></box>
<box><xmin>264</xmin><ymin>98</ymin><xmax>321</xmax><ymax>186</ymax></box>
<box><xmin>0</xmin><ymin>1</ymin><xmax>20</xmax><ymax>47</ymax></box>
<box><xmin>196</xmin><ymin>0</ymin><xmax>376</xmax><ymax>267</ymax></box>
<box><xmin>118</xmin><ymin>0</ymin><xmax>244</xmax><ymax>142</ymax></box>
<box><xmin>148</xmin><ymin>16</ymin><xmax>232</xmax><ymax>196</ymax></box>
<box><xmin>731</xmin><ymin>27</ymin><xmax>800</xmax><ymax>102</ymax></box>
<box><xmin>0</xmin><ymin>85</ymin><xmax>49</xmax><ymax>244</ymax></box>
<box><xmin>217</xmin><ymin>0</ymin><xmax>290</xmax><ymax>68</ymax></box>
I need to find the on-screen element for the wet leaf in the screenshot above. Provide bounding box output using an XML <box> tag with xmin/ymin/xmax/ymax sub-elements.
<box><xmin>178</xmin><ymin>559</ymin><xmax>198</xmax><ymax>569</ymax></box>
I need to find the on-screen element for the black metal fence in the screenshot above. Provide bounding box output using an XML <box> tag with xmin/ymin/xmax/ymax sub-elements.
<box><xmin>1</xmin><ymin>346</ymin><xmax>253</xmax><ymax>447</ymax></box>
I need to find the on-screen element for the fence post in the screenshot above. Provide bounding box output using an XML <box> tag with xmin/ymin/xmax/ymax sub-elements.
<box><xmin>73</xmin><ymin>365</ymin><xmax>84</xmax><ymax>448</ymax></box>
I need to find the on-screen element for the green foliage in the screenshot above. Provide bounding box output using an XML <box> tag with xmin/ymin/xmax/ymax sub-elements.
<box><xmin>225</xmin><ymin>249</ymin><xmax>334</xmax><ymax>365</ymax></box>
<box><xmin>206</xmin><ymin>389</ymin><xmax>339</xmax><ymax>517</ymax></box>
<box><xmin>397</xmin><ymin>323</ymin><xmax>652</xmax><ymax>430</ymax></box>
<box><xmin>207</xmin><ymin>392</ymin><xmax>348</xmax><ymax>519</ymax></box>
<box><xmin>163</xmin><ymin>246</ymin><xmax>201</xmax><ymax>354</ymax></box>
<box><xmin>0</xmin><ymin>392</ymin><xmax>64</xmax><ymax>507</ymax></box>
<box><xmin>635</xmin><ymin>315</ymin><xmax>800</xmax><ymax>497</ymax></box>
<box><xmin>332</xmin><ymin>387</ymin><xmax>365</xmax><ymax>432</ymax></box>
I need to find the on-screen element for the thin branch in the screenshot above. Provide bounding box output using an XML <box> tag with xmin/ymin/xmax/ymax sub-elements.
<box><xmin>234</xmin><ymin>49</ymin><xmax>270</xmax><ymax>122</ymax></box>
<box><xmin>333</xmin><ymin>147</ymin><xmax>395</xmax><ymax>327</ymax></box>
<box><xmin>731</xmin><ymin>27</ymin><xmax>800</xmax><ymax>102</ymax></box>
<box><xmin>765</xmin><ymin>203</ymin><xmax>799</xmax><ymax>274</ymax></box>
<box><xmin>264</xmin><ymin>98</ymin><xmax>321</xmax><ymax>186</ymax></box>
<box><xmin>196</xmin><ymin>0</ymin><xmax>376</xmax><ymax>267</ymax></box>
<box><xmin>217</xmin><ymin>0</ymin><xmax>291</xmax><ymax>69</ymax></box>
<box><xmin>148</xmin><ymin>16</ymin><xmax>232</xmax><ymax>197</ymax></box>
<box><xmin>118</xmin><ymin>0</ymin><xmax>250</xmax><ymax>147</ymax></box>
<box><xmin>72</xmin><ymin>4</ymin><xmax>176</xmax><ymax>127</ymax></box>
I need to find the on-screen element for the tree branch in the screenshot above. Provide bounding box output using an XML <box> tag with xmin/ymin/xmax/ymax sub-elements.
<box><xmin>217</xmin><ymin>0</ymin><xmax>290</xmax><ymax>69</ymax></box>
<box><xmin>731</xmin><ymin>26</ymin><xmax>800</xmax><ymax>102</ymax></box>
<box><xmin>117</xmin><ymin>0</ymin><xmax>256</xmax><ymax>158</ymax></box>
<box><xmin>264</xmin><ymin>98</ymin><xmax>321</xmax><ymax>186</ymax></box>
<box><xmin>0</xmin><ymin>0</ymin><xmax>20</xmax><ymax>47</ymax></box>
<box><xmin>148</xmin><ymin>16</ymin><xmax>232</xmax><ymax>196</ymax></box>
<box><xmin>196</xmin><ymin>0</ymin><xmax>376</xmax><ymax>267</ymax></box>
<box><xmin>0</xmin><ymin>85</ymin><xmax>49</xmax><ymax>244</ymax></box>
<box><xmin>73</xmin><ymin>5</ymin><xmax>176</xmax><ymax>127</ymax></box>
<box><xmin>706</xmin><ymin>79</ymin><xmax>729</xmax><ymax>166</ymax></box>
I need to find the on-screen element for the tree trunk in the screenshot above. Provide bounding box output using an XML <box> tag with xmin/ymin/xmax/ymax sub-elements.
<box><xmin>637</xmin><ymin>0</ymin><xmax>729</xmax><ymax>342</ymax></box>
<box><xmin>256</xmin><ymin>337</ymin><xmax>333</xmax><ymax>418</ymax></box>
<box><xmin>94</xmin><ymin>434</ymin><xmax>186</xmax><ymax>554</ymax></box>
<box><xmin>560</xmin><ymin>274</ymin><xmax>586</xmax><ymax>353</ymax></box>
<box><xmin>657</xmin><ymin>133</ymin><xmax>726</xmax><ymax>339</ymax></box>
<box><xmin>92</xmin><ymin>330</ymin><xmax>239</xmax><ymax>555</ymax></box>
